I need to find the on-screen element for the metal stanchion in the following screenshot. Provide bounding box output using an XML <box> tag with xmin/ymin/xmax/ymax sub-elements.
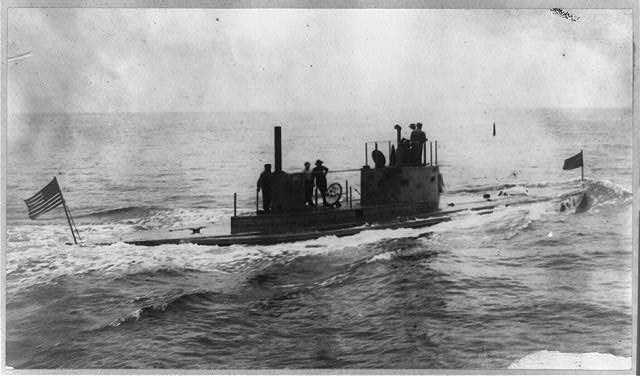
<box><xmin>345</xmin><ymin>180</ymin><xmax>349</xmax><ymax>208</ymax></box>
<box><xmin>430</xmin><ymin>141</ymin><xmax>433</xmax><ymax>166</ymax></box>
<box><xmin>423</xmin><ymin>141</ymin><xmax>426</xmax><ymax>165</ymax></box>
<box><xmin>435</xmin><ymin>141</ymin><xmax>438</xmax><ymax>166</ymax></box>
<box><xmin>365</xmin><ymin>142</ymin><xmax>368</xmax><ymax>166</ymax></box>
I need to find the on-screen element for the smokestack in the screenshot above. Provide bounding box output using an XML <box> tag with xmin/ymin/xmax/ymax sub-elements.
<box><xmin>274</xmin><ymin>126</ymin><xmax>282</xmax><ymax>173</ymax></box>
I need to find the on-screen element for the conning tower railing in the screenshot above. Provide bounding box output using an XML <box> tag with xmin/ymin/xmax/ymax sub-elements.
<box><xmin>234</xmin><ymin>125</ymin><xmax>439</xmax><ymax>216</ymax></box>
<box><xmin>364</xmin><ymin>139</ymin><xmax>438</xmax><ymax>168</ymax></box>
<box><xmin>233</xmin><ymin>168</ymin><xmax>364</xmax><ymax>216</ymax></box>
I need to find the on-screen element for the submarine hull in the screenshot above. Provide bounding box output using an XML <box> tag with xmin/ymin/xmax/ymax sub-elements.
<box><xmin>231</xmin><ymin>200</ymin><xmax>440</xmax><ymax>235</ymax></box>
<box><xmin>233</xmin><ymin>165</ymin><xmax>441</xmax><ymax>235</ymax></box>
<box><xmin>126</xmin><ymin>215</ymin><xmax>451</xmax><ymax>247</ymax></box>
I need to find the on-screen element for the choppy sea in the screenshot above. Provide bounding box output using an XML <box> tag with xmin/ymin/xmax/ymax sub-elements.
<box><xmin>5</xmin><ymin>108</ymin><xmax>633</xmax><ymax>369</ymax></box>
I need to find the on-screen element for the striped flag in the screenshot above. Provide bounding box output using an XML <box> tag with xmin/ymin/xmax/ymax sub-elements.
<box><xmin>24</xmin><ymin>177</ymin><xmax>65</xmax><ymax>219</ymax></box>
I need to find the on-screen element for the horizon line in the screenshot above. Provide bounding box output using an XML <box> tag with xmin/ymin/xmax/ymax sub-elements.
<box><xmin>7</xmin><ymin>105</ymin><xmax>633</xmax><ymax>116</ymax></box>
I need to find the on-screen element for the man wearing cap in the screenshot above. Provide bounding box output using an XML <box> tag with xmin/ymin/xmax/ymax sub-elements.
<box><xmin>303</xmin><ymin>162</ymin><xmax>315</xmax><ymax>207</ymax></box>
<box><xmin>410</xmin><ymin>123</ymin><xmax>427</xmax><ymax>165</ymax></box>
<box><xmin>409</xmin><ymin>124</ymin><xmax>419</xmax><ymax>165</ymax></box>
<box><xmin>312</xmin><ymin>160</ymin><xmax>329</xmax><ymax>206</ymax></box>
<box><xmin>257</xmin><ymin>164</ymin><xmax>272</xmax><ymax>213</ymax></box>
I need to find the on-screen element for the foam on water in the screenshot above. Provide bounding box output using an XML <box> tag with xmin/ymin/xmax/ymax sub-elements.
<box><xmin>5</xmin><ymin>109</ymin><xmax>632</xmax><ymax>369</ymax></box>
<box><xmin>8</xmin><ymin>175</ymin><xmax>621</xmax><ymax>297</ymax></box>
<box><xmin>509</xmin><ymin>350</ymin><xmax>632</xmax><ymax>370</ymax></box>
<box><xmin>7</xmin><ymin>222</ymin><xmax>441</xmax><ymax>295</ymax></box>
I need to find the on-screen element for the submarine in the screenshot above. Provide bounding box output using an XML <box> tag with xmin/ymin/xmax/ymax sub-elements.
<box><xmin>124</xmin><ymin>125</ymin><xmax>451</xmax><ymax>246</ymax></box>
<box><xmin>122</xmin><ymin>125</ymin><xmax>588</xmax><ymax>247</ymax></box>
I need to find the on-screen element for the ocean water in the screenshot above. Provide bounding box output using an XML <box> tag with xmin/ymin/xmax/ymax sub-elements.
<box><xmin>5</xmin><ymin>108</ymin><xmax>633</xmax><ymax>369</ymax></box>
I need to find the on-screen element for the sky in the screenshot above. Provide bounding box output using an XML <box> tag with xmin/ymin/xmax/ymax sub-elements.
<box><xmin>7</xmin><ymin>8</ymin><xmax>633</xmax><ymax>114</ymax></box>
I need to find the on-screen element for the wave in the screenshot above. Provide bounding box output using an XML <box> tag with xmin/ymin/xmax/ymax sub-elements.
<box><xmin>114</xmin><ymin>266</ymin><xmax>203</xmax><ymax>281</ymax></box>
<box><xmin>244</xmin><ymin>237</ymin><xmax>437</xmax><ymax>299</ymax></box>
<box><xmin>581</xmin><ymin>178</ymin><xmax>632</xmax><ymax>209</ymax></box>
<box><xmin>448</xmin><ymin>177</ymin><xmax>630</xmax><ymax>209</ymax></box>
<box><xmin>556</xmin><ymin>178</ymin><xmax>632</xmax><ymax>214</ymax></box>
<box><xmin>77</xmin><ymin>206</ymin><xmax>163</xmax><ymax>220</ymax></box>
<box><xmin>6</xmin><ymin>240</ymin><xmax>226</xmax><ymax>293</ymax></box>
<box><xmin>439</xmin><ymin>178</ymin><xmax>629</xmax><ymax>237</ymax></box>
<box><xmin>447</xmin><ymin>182</ymin><xmax>523</xmax><ymax>195</ymax></box>
<box><xmin>445</xmin><ymin>179</ymin><xmax>574</xmax><ymax>195</ymax></box>
<box><xmin>104</xmin><ymin>289</ymin><xmax>225</xmax><ymax>328</ymax></box>
<box><xmin>509</xmin><ymin>350</ymin><xmax>631</xmax><ymax>370</ymax></box>
<box><xmin>366</xmin><ymin>248</ymin><xmax>438</xmax><ymax>264</ymax></box>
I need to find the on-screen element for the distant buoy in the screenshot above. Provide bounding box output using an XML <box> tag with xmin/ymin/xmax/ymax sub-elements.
<box><xmin>493</xmin><ymin>122</ymin><xmax>496</xmax><ymax>136</ymax></box>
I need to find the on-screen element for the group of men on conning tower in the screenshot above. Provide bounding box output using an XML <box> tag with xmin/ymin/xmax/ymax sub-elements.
<box><xmin>392</xmin><ymin>122</ymin><xmax>428</xmax><ymax>166</ymax></box>
<box><xmin>256</xmin><ymin>122</ymin><xmax>428</xmax><ymax>213</ymax></box>
<box><xmin>256</xmin><ymin>159</ymin><xmax>330</xmax><ymax>213</ymax></box>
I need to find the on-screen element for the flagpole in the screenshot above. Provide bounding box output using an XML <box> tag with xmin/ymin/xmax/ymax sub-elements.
<box><xmin>54</xmin><ymin>177</ymin><xmax>78</xmax><ymax>245</ymax></box>
<box><xmin>66</xmin><ymin>201</ymin><xmax>82</xmax><ymax>242</ymax></box>
<box><xmin>62</xmin><ymin>199</ymin><xmax>77</xmax><ymax>245</ymax></box>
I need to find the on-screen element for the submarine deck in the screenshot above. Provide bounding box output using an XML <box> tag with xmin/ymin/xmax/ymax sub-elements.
<box><xmin>119</xmin><ymin>190</ymin><xmax>574</xmax><ymax>247</ymax></box>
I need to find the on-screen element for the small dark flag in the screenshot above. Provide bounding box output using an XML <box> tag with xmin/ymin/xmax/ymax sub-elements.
<box><xmin>24</xmin><ymin>177</ymin><xmax>64</xmax><ymax>219</ymax></box>
<box><xmin>562</xmin><ymin>150</ymin><xmax>583</xmax><ymax>170</ymax></box>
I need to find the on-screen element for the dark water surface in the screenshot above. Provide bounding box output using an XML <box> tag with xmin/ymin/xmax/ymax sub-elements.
<box><xmin>5</xmin><ymin>108</ymin><xmax>633</xmax><ymax>368</ymax></box>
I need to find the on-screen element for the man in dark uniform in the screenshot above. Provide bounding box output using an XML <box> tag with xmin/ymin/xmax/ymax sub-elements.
<box><xmin>312</xmin><ymin>159</ymin><xmax>329</xmax><ymax>206</ymax></box>
<box><xmin>409</xmin><ymin>123</ymin><xmax>419</xmax><ymax>165</ymax></box>
<box><xmin>257</xmin><ymin>164</ymin><xmax>272</xmax><ymax>213</ymax></box>
<box><xmin>411</xmin><ymin>122</ymin><xmax>427</xmax><ymax>165</ymax></box>
<box><xmin>303</xmin><ymin>162</ymin><xmax>315</xmax><ymax>207</ymax></box>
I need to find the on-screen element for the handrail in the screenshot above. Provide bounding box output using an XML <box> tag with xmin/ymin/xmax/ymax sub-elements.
<box><xmin>327</xmin><ymin>168</ymin><xmax>362</xmax><ymax>174</ymax></box>
<box><xmin>364</xmin><ymin>138</ymin><xmax>439</xmax><ymax>166</ymax></box>
<box><xmin>364</xmin><ymin>140</ymin><xmax>438</xmax><ymax>166</ymax></box>
<box><xmin>365</xmin><ymin>139</ymin><xmax>395</xmax><ymax>144</ymax></box>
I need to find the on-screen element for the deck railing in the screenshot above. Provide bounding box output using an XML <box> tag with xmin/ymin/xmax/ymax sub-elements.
<box><xmin>240</xmin><ymin>168</ymin><xmax>364</xmax><ymax>216</ymax></box>
<box><xmin>364</xmin><ymin>139</ymin><xmax>438</xmax><ymax>167</ymax></box>
<box><xmin>239</xmin><ymin>139</ymin><xmax>439</xmax><ymax>216</ymax></box>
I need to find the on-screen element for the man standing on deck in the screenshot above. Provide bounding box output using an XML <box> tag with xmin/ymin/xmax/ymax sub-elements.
<box><xmin>409</xmin><ymin>124</ymin><xmax>419</xmax><ymax>165</ymax></box>
<box><xmin>408</xmin><ymin>123</ymin><xmax>417</xmax><ymax>140</ymax></box>
<box><xmin>412</xmin><ymin>122</ymin><xmax>427</xmax><ymax>165</ymax></box>
<box><xmin>312</xmin><ymin>160</ymin><xmax>329</xmax><ymax>206</ymax></box>
<box><xmin>303</xmin><ymin>162</ymin><xmax>315</xmax><ymax>207</ymax></box>
<box><xmin>257</xmin><ymin>164</ymin><xmax>272</xmax><ymax>213</ymax></box>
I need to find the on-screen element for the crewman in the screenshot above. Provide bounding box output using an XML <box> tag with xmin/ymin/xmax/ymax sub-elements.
<box><xmin>408</xmin><ymin>123</ymin><xmax>417</xmax><ymax>139</ymax></box>
<box><xmin>303</xmin><ymin>162</ymin><xmax>315</xmax><ymax>207</ymax></box>
<box><xmin>416</xmin><ymin>122</ymin><xmax>427</xmax><ymax>140</ymax></box>
<box><xmin>412</xmin><ymin>122</ymin><xmax>427</xmax><ymax>165</ymax></box>
<box><xmin>409</xmin><ymin>124</ymin><xmax>420</xmax><ymax>165</ymax></box>
<box><xmin>257</xmin><ymin>164</ymin><xmax>272</xmax><ymax>213</ymax></box>
<box><xmin>312</xmin><ymin>159</ymin><xmax>329</xmax><ymax>206</ymax></box>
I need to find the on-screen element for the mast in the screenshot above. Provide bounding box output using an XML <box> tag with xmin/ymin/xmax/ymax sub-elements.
<box><xmin>62</xmin><ymin>199</ymin><xmax>77</xmax><ymax>244</ymax></box>
<box><xmin>56</xmin><ymin>177</ymin><xmax>80</xmax><ymax>244</ymax></box>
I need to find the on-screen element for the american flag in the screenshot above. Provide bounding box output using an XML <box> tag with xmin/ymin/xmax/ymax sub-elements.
<box><xmin>24</xmin><ymin>177</ymin><xmax>65</xmax><ymax>219</ymax></box>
